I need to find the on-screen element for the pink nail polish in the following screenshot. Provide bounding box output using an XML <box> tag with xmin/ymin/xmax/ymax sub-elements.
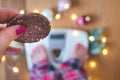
<box><xmin>16</xmin><ymin>26</ymin><xmax>26</xmax><ymax>35</ymax></box>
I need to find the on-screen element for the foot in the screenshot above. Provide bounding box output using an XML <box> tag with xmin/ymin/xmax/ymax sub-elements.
<box><xmin>31</xmin><ymin>45</ymin><xmax>48</xmax><ymax>65</ymax></box>
<box><xmin>67</xmin><ymin>43</ymin><xmax>88</xmax><ymax>64</ymax></box>
<box><xmin>74</xmin><ymin>43</ymin><xmax>88</xmax><ymax>64</ymax></box>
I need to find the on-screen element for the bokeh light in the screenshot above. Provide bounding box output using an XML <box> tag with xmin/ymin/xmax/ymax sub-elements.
<box><xmin>89</xmin><ymin>60</ymin><xmax>97</xmax><ymax>68</ymax></box>
<box><xmin>19</xmin><ymin>9</ymin><xmax>25</xmax><ymax>14</ymax></box>
<box><xmin>101</xmin><ymin>36</ymin><xmax>107</xmax><ymax>43</ymax></box>
<box><xmin>85</xmin><ymin>16</ymin><xmax>91</xmax><ymax>22</ymax></box>
<box><xmin>89</xmin><ymin>36</ymin><xmax>95</xmax><ymax>41</ymax></box>
<box><xmin>55</xmin><ymin>13</ymin><xmax>61</xmax><ymax>20</ymax></box>
<box><xmin>102</xmin><ymin>48</ymin><xmax>108</xmax><ymax>56</ymax></box>
<box><xmin>12</xmin><ymin>67</ymin><xmax>19</xmax><ymax>73</ymax></box>
<box><xmin>1</xmin><ymin>56</ymin><xmax>6</xmax><ymax>62</ymax></box>
<box><xmin>64</xmin><ymin>3</ymin><xmax>70</xmax><ymax>10</ymax></box>
<box><xmin>71</xmin><ymin>14</ymin><xmax>77</xmax><ymax>20</ymax></box>
<box><xmin>33</xmin><ymin>9</ymin><xmax>40</xmax><ymax>13</ymax></box>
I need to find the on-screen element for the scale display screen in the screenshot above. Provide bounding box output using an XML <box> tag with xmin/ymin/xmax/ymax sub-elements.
<box><xmin>49</xmin><ymin>33</ymin><xmax>66</xmax><ymax>59</ymax></box>
<box><xmin>50</xmin><ymin>34</ymin><xmax>65</xmax><ymax>39</ymax></box>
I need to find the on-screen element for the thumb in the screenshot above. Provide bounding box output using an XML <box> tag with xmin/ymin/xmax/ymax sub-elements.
<box><xmin>0</xmin><ymin>25</ymin><xmax>26</xmax><ymax>53</ymax></box>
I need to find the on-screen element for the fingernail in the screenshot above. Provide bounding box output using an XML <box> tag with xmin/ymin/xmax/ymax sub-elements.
<box><xmin>16</xmin><ymin>26</ymin><xmax>26</xmax><ymax>35</ymax></box>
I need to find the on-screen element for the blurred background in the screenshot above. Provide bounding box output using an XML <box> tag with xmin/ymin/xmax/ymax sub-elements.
<box><xmin>0</xmin><ymin>0</ymin><xmax>120</xmax><ymax>80</ymax></box>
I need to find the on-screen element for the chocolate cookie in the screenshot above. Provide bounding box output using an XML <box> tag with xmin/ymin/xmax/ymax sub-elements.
<box><xmin>7</xmin><ymin>13</ymin><xmax>51</xmax><ymax>43</ymax></box>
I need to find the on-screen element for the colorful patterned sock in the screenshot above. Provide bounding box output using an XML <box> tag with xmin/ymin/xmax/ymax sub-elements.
<box><xmin>30</xmin><ymin>60</ymin><xmax>57</xmax><ymax>80</ymax></box>
<box><xmin>59</xmin><ymin>59</ymin><xmax>88</xmax><ymax>80</ymax></box>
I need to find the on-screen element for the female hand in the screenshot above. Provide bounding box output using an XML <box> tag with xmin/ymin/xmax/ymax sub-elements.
<box><xmin>0</xmin><ymin>8</ymin><xmax>26</xmax><ymax>62</ymax></box>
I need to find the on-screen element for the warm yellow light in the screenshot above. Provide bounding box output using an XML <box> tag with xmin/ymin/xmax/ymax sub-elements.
<box><xmin>88</xmin><ymin>76</ymin><xmax>92</xmax><ymax>80</ymax></box>
<box><xmin>12</xmin><ymin>67</ymin><xmax>19</xmax><ymax>73</ymax></box>
<box><xmin>102</xmin><ymin>48</ymin><xmax>108</xmax><ymax>56</ymax></box>
<box><xmin>73</xmin><ymin>30</ymin><xmax>79</xmax><ymax>37</ymax></box>
<box><xmin>101</xmin><ymin>36</ymin><xmax>107</xmax><ymax>43</ymax></box>
<box><xmin>55</xmin><ymin>13</ymin><xmax>61</xmax><ymax>20</ymax></box>
<box><xmin>1</xmin><ymin>56</ymin><xmax>6</xmax><ymax>62</ymax></box>
<box><xmin>33</xmin><ymin>9</ymin><xmax>40</xmax><ymax>13</ymax></box>
<box><xmin>85</xmin><ymin>16</ymin><xmax>91</xmax><ymax>22</ymax></box>
<box><xmin>89</xmin><ymin>36</ymin><xmax>95</xmax><ymax>41</ymax></box>
<box><xmin>71</xmin><ymin>14</ymin><xmax>77</xmax><ymax>20</ymax></box>
<box><xmin>19</xmin><ymin>9</ymin><xmax>25</xmax><ymax>14</ymax></box>
<box><xmin>64</xmin><ymin>4</ymin><xmax>70</xmax><ymax>9</ymax></box>
<box><xmin>89</xmin><ymin>61</ymin><xmax>97</xmax><ymax>68</ymax></box>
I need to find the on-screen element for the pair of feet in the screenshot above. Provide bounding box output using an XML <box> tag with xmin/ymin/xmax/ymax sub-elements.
<box><xmin>31</xmin><ymin>43</ymin><xmax>88</xmax><ymax>66</ymax></box>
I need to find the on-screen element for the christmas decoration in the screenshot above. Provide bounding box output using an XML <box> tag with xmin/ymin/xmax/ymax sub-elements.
<box><xmin>77</xmin><ymin>15</ymin><xmax>91</xmax><ymax>26</ymax></box>
<box><xmin>88</xmin><ymin>28</ymin><xmax>107</xmax><ymax>55</ymax></box>
<box><xmin>57</xmin><ymin>0</ymin><xmax>71</xmax><ymax>13</ymax></box>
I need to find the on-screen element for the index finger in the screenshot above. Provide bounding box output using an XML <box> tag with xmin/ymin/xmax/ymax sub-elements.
<box><xmin>0</xmin><ymin>8</ymin><xmax>19</xmax><ymax>23</ymax></box>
